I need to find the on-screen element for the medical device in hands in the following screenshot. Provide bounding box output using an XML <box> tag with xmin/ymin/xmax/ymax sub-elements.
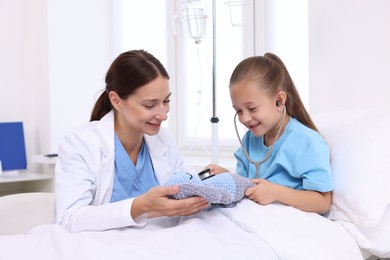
<box><xmin>198</xmin><ymin>168</ymin><xmax>214</xmax><ymax>180</ymax></box>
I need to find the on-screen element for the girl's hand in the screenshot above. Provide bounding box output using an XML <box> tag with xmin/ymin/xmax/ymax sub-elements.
<box><xmin>204</xmin><ymin>164</ymin><xmax>229</xmax><ymax>175</ymax></box>
<box><xmin>246</xmin><ymin>179</ymin><xmax>332</xmax><ymax>214</ymax></box>
<box><xmin>245</xmin><ymin>179</ymin><xmax>281</xmax><ymax>205</ymax></box>
<box><xmin>132</xmin><ymin>185</ymin><xmax>209</xmax><ymax>219</ymax></box>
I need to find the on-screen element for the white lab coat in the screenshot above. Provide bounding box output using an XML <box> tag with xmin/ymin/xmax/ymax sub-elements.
<box><xmin>55</xmin><ymin>111</ymin><xmax>191</xmax><ymax>232</ymax></box>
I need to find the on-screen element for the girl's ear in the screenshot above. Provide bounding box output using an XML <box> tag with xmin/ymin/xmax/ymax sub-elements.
<box><xmin>108</xmin><ymin>91</ymin><xmax>122</xmax><ymax>111</ymax></box>
<box><xmin>276</xmin><ymin>91</ymin><xmax>287</xmax><ymax>108</ymax></box>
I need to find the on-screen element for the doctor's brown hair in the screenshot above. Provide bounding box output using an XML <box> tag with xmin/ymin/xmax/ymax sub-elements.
<box><xmin>90</xmin><ymin>50</ymin><xmax>170</xmax><ymax>121</ymax></box>
<box><xmin>229</xmin><ymin>52</ymin><xmax>318</xmax><ymax>132</ymax></box>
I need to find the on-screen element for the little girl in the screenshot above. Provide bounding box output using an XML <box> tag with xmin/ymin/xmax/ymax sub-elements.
<box><xmin>207</xmin><ymin>53</ymin><xmax>333</xmax><ymax>214</ymax></box>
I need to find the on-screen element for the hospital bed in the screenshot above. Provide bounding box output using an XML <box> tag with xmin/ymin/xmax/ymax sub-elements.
<box><xmin>0</xmin><ymin>109</ymin><xmax>389</xmax><ymax>260</ymax></box>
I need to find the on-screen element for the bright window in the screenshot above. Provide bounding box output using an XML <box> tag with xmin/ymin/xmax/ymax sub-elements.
<box><xmin>175</xmin><ymin>0</ymin><xmax>257</xmax><ymax>167</ymax></box>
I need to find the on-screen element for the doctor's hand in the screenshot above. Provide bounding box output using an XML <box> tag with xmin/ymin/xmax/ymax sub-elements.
<box><xmin>131</xmin><ymin>185</ymin><xmax>209</xmax><ymax>219</ymax></box>
<box><xmin>245</xmin><ymin>179</ymin><xmax>281</xmax><ymax>205</ymax></box>
<box><xmin>204</xmin><ymin>164</ymin><xmax>229</xmax><ymax>175</ymax></box>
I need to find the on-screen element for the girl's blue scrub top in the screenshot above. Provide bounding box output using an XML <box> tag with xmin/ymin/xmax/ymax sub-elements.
<box><xmin>234</xmin><ymin>118</ymin><xmax>333</xmax><ymax>192</ymax></box>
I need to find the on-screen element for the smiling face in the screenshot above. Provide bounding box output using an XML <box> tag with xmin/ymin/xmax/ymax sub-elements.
<box><xmin>230</xmin><ymin>80</ymin><xmax>283</xmax><ymax>140</ymax></box>
<box><xmin>111</xmin><ymin>76</ymin><xmax>171</xmax><ymax>138</ymax></box>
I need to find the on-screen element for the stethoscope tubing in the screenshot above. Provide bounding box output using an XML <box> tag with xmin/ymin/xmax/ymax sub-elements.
<box><xmin>234</xmin><ymin>106</ymin><xmax>287</xmax><ymax>179</ymax></box>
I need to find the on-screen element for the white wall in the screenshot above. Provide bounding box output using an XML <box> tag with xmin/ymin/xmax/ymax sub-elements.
<box><xmin>47</xmin><ymin>0</ymin><xmax>113</xmax><ymax>153</ymax></box>
<box><xmin>0</xmin><ymin>0</ymin><xmax>113</xmax><ymax>171</ymax></box>
<box><xmin>308</xmin><ymin>0</ymin><xmax>390</xmax><ymax>114</ymax></box>
<box><xmin>0</xmin><ymin>0</ymin><xmax>49</xmax><ymax>171</ymax></box>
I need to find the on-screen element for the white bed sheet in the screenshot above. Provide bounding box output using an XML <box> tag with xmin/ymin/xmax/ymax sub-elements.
<box><xmin>217</xmin><ymin>199</ymin><xmax>364</xmax><ymax>260</ymax></box>
<box><xmin>0</xmin><ymin>199</ymin><xmax>363</xmax><ymax>260</ymax></box>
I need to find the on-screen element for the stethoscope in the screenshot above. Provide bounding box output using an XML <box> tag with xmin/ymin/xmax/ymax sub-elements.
<box><xmin>234</xmin><ymin>104</ymin><xmax>287</xmax><ymax>179</ymax></box>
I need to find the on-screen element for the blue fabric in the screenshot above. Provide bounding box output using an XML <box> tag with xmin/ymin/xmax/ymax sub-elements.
<box><xmin>234</xmin><ymin>118</ymin><xmax>333</xmax><ymax>192</ymax></box>
<box><xmin>164</xmin><ymin>172</ymin><xmax>255</xmax><ymax>209</ymax></box>
<box><xmin>110</xmin><ymin>134</ymin><xmax>159</xmax><ymax>203</ymax></box>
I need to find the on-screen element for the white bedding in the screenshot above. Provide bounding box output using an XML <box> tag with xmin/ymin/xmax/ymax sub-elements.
<box><xmin>0</xmin><ymin>199</ymin><xmax>363</xmax><ymax>260</ymax></box>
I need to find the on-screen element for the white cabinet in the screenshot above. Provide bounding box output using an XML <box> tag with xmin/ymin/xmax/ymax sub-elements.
<box><xmin>0</xmin><ymin>172</ymin><xmax>54</xmax><ymax>196</ymax></box>
<box><xmin>0</xmin><ymin>155</ymin><xmax>56</xmax><ymax>196</ymax></box>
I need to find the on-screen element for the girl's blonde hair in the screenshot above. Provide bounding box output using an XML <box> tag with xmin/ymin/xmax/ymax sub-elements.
<box><xmin>229</xmin><ymin>52</ymin><xmax>318</xmax><ymax>132</ymax></box>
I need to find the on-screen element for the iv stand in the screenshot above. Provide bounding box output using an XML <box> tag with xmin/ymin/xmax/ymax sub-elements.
<box><xmin>211</xmin><ymin>0</ymin><xmax>219</xmax><ymax>164</ymax></box>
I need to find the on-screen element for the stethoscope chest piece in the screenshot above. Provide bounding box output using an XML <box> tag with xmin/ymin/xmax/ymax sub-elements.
<box><xmin>198</xmin><ymin>168</ymin><xmax>214</xmax><ymax>180</ymax></box>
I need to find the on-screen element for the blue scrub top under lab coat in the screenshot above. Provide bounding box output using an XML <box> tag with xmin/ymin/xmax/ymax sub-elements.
<box><xmin>110</xmin><ymin>134</ymin><xmax>159</xmax><ymax>203</ymax></box>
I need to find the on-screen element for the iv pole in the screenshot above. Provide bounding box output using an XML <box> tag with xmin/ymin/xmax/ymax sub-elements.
<box><xmin>182</xmin><ymin>0</ymin><xmax>218</xmax><ymax>164</ymax></box>
<box><xmin>210</xmin><ymin>0</ymin><xmax>219</xmax><ymax>164</ymax></box>
<box><xmin>183</xmin><ymin>0</ymin><xmax>248</xmax><ymax>164</ymax></box>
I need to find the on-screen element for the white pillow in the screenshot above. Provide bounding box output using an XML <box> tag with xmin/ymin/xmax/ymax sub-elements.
<box><xmin>313</xmin><ymin>109</ymin><xmax>390</xmax><ymax>228</ymax></box>
<box><xmin>358</xmin><ymin>203</ymin><xmax>390</xmax><ymax>258</ymax></box>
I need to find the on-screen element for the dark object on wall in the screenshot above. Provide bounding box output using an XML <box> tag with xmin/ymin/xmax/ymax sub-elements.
<box><xmin>0</xmin><ymin>122</ymin><xmax>27</xmax><ymax>171</ymax></box>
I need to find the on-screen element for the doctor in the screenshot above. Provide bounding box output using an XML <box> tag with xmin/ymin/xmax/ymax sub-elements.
<box><xmin>55</xmin><ymin>50</ymin><xmax>209</xmax><ymax>232</ymax></box>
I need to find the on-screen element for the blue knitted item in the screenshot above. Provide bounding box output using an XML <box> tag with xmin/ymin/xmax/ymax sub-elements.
<box><xmin>164</xmin><ymin>172</ymin><xmax>255</xmax><ymax>209</ymax></box>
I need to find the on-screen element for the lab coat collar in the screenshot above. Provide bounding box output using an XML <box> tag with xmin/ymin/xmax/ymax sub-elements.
<box><xmin>145</xmin><ymin>133</ymin><xmax>168</xmax><ymax>158</ymax></box>
<box><xmin>145</xmin><ymin>129</ymin><xmax>171</xmax><ymax>185</ymax></box>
